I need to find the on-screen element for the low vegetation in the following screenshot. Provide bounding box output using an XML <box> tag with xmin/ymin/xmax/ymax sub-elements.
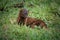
<box><xmin>0</xmin><ymin>0</ymin><xmax>60</xmax><ymax>40</ymax></box>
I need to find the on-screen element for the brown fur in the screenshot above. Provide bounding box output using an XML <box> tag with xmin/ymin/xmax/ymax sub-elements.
<box><xmin>17</xmin><ymin>16</ymin><xmax>47</xmax><ymax>28</ymax></box>
<box><xmin>17</xmin><ymin>8</ymin><xmax>28</xmax><ymax>24</ymax></box>
<box><xmin>17</xmin><ymin>9</ymin><xmax>47</xmax><ymax>29</ymax></box>
<box><xmin>24</xmin><ymin>17</ymin><xmax>47</xmax><ymax>28</ymax></box>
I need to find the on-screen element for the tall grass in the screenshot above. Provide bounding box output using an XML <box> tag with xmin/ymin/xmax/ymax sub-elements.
<box><xmin>0</xmin><ymin>0</ymin><xmax>60</xmax><ymax>40</ymax></box>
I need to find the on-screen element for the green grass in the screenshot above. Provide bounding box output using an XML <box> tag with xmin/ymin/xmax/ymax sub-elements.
<box><xmin>0</xmin><ymin>0</ymin><xmax>60</xmax><ymax>40</ymax></box>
